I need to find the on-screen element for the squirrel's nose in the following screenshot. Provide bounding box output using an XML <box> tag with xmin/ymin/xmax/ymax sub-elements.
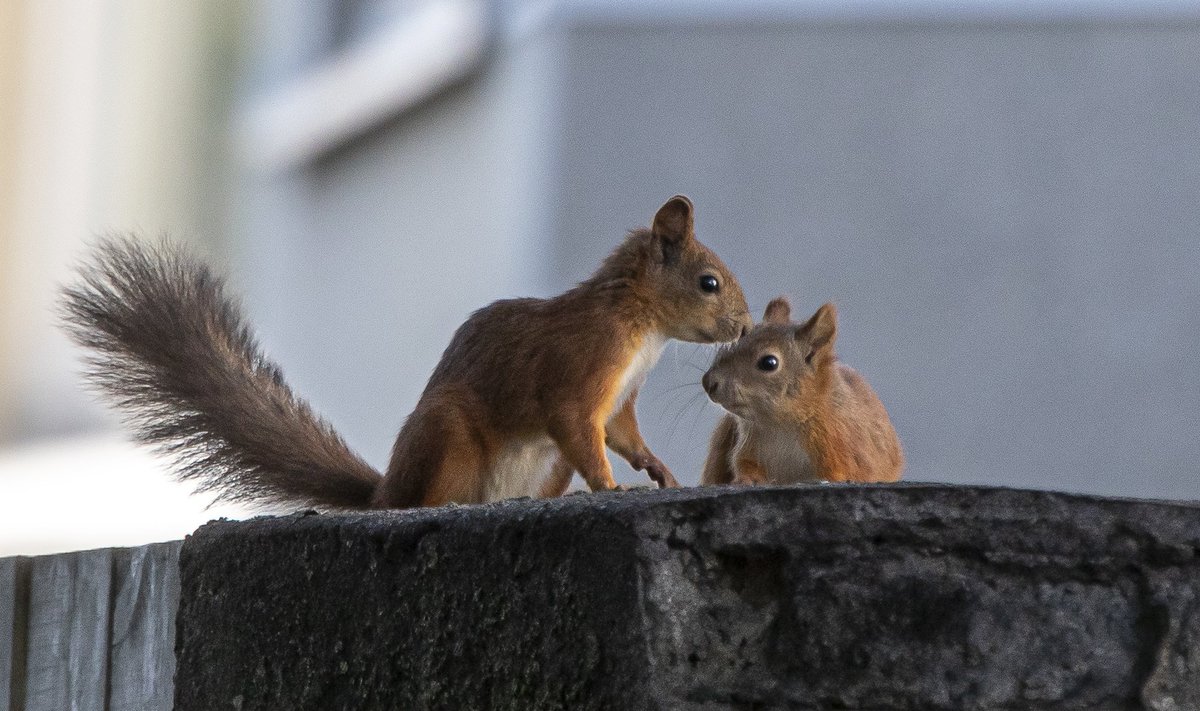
<box><xmin>702</xmin><ymin>371</ymin><xmax>720</xmax><ymax>396</ymax></box>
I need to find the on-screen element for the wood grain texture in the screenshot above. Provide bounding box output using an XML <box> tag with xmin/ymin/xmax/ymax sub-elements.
<box><xmin>108</xmin><ymin>542</ymin><xmax>181</xmax><ymax>711</ymax></box>
<box><xmin>0</xmin><ymin>556</ymin><xmax>31</xmax><ymax>711</ymax></box>
<box><xmin>24</xmin><ymin>549</ymin><xmax>113</xmax><ymax>711</ymax></box>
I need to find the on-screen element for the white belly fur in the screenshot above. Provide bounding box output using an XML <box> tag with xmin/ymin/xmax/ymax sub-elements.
<box><xmin>485</xmin><ymin>435</ymin><xmax>559</xmax><ymax>501</ymax></box>
<box><xmin>610</xmin><ymin>332</ymin><xmax>667</xmax><ymax>417</ymax></box>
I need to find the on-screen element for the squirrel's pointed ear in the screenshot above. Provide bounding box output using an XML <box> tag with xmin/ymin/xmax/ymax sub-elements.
<box><xmin>797</xmin><ymin>302</ymin><xmax>837</xmax><ymax>350</ymax></box>
<box><xmin>651</xmin><ymin>195</ymin><xmax>695</xmax><ymax>263</ymax></box>
<box><xmin>763</xmin><ymin>297</ymin><xmax>791</xmax><ymax>324</ymax></box>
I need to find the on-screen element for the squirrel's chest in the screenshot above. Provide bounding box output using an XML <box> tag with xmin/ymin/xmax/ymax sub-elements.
<box><xmin>609</xmin><ymin>332</ymin><xmax>667</xmax><ymax>414</ymax></box>
<box><xmin>745</xmin><ymin>425</ymin><xmax>819</xmax><ymax>484</ymax></box>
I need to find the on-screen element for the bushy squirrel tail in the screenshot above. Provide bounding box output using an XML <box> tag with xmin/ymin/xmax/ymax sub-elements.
<box><xmin>61</xmin><ymin>236</ymin><xmax>381</xmax><ymax>510</ymax></box>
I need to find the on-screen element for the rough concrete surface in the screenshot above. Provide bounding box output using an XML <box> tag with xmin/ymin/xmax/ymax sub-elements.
<box><xmin>174</xmin><ymin>485</ymin><xmax>1200</xmax><ymax>710</ymax></box>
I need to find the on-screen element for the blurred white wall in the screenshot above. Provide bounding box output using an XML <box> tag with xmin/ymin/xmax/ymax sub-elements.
<box><xmin>0</xmin><ymin>2</ymin><xmax>20</xmax><ymax>441</ymax></box>
<box><xmin>0</xmin><ymin>437</ymin><xmax>249</xmax><ymax>556</ymax></box>
<box><xmin>0</xmin><ymin>1</ymin><xmax>252</xmax><ymax>553</ymax></box>
<box><xmin>0</xmin><ymin>0</ymin><xmax>245</xmax><ymax>440</ymax></box>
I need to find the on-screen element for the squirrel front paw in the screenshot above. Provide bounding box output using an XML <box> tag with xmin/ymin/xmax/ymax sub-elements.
<box><xmin>630</xmin><ymin>453</ymin><xmax>680</xmax><ymax>489</ymax></box>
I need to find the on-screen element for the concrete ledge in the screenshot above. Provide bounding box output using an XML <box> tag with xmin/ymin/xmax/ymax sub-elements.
<box><xmin>175</xmin><ymin>485</ymin><xmax>1200</xmax><ymax>710</ymax></box>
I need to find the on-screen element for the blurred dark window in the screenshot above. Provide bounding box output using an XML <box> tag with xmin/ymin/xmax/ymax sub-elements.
<box><xmin>332</xmin><ymin>0</ymin><xmax>426</xmax><ymax>49</ymax></box>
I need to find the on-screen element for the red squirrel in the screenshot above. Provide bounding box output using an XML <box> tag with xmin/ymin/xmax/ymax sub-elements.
<box><xmin>701</xmin><ymin>298</ymin><xmax>903</xmax><ymax>485</ymax></box>
<box><xmin>62</xmin><ymin>196</ymin><xmax>753</xmax><ymax>509</ymax></box>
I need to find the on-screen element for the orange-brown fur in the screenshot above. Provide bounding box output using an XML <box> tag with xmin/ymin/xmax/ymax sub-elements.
<box><xmin>376</xmin><ymin>196</ymin><xmax>752</xmax><ymax>506</ymax></box>
<box><xmin>701</xmin><ymin>298</ymin><xmax>903</xmax><ymax>485</ymax></box>
<box><xmin>62</xmin><ymin>196</ymin><xmax>752</xmax><ymax>511</ymax></box>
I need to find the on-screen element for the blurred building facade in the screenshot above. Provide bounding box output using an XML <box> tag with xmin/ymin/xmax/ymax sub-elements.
<box><xmin>2</xmin><ymin>0</ymin><xmax>1200</xmax><ymax>551</ymax></box>
<box><xmin>234</xmin><ymin>0</ymin><xmax>1200</xmax><ymax>499</ymax></box>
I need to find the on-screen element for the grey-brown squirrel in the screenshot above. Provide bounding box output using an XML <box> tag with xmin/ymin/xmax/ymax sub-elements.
<box><xmin>62</xmin><ymin>196</ymin><xmax>753</xmax><ymax>509</ymax></box>
<box><xmin>701</xmin><ymin>297</ymin><xmax>903</xmax><ymax>485</ymax></box>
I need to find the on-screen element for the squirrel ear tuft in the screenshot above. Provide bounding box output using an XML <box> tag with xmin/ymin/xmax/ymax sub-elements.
<box><xmin>797</xmin><ymin>302</ymin><xmax>837</xmax><ymax>349</ymax></box>
<box><xmin>763</xmin><ymin>297</ymin><xmax>791</xmax><ymax>324</ymax></box>
<box><xmin>651</xmin><ymin>195</ymin><xmax>695</xmax><ymax>263</ymax></box>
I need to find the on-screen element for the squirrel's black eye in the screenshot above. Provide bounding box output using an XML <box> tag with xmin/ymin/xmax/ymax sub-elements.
<box><xmin>699</xmin><ymin>275</ymin><xmax>720</xmax><ymax>293</ymax></box>
<box><xmin>757</xmin><ymin>355</ymin><xmax>779</xmax><ymax>372</ymax></box>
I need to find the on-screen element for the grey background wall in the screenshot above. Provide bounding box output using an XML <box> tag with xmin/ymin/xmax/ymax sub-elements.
<box><xmin>233</xmin><ymin>1</ymin><xmax>1200</xmax><ymax>500</ymax></box>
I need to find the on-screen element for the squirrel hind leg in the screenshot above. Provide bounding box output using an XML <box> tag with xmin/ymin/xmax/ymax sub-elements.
<box><xmin>422</xmin><ymin>434</ymin><xmax>487</xmax><ymax>506</ymax></box>
<box><xmin>377</xmin><ymin>404</ymin><xmax>488</xmax><ymax>508</ymax></box>
<box><xmin>537</xmin><ymin>457</ymin><xmax>575</xmax><ymax>498</ymax></box>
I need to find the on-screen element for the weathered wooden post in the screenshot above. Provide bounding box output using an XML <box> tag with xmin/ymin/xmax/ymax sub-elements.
<box><xmin>1</xmin><ymin>543</ymin><xmax>180</xmax><ymax>711</ymax></box>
